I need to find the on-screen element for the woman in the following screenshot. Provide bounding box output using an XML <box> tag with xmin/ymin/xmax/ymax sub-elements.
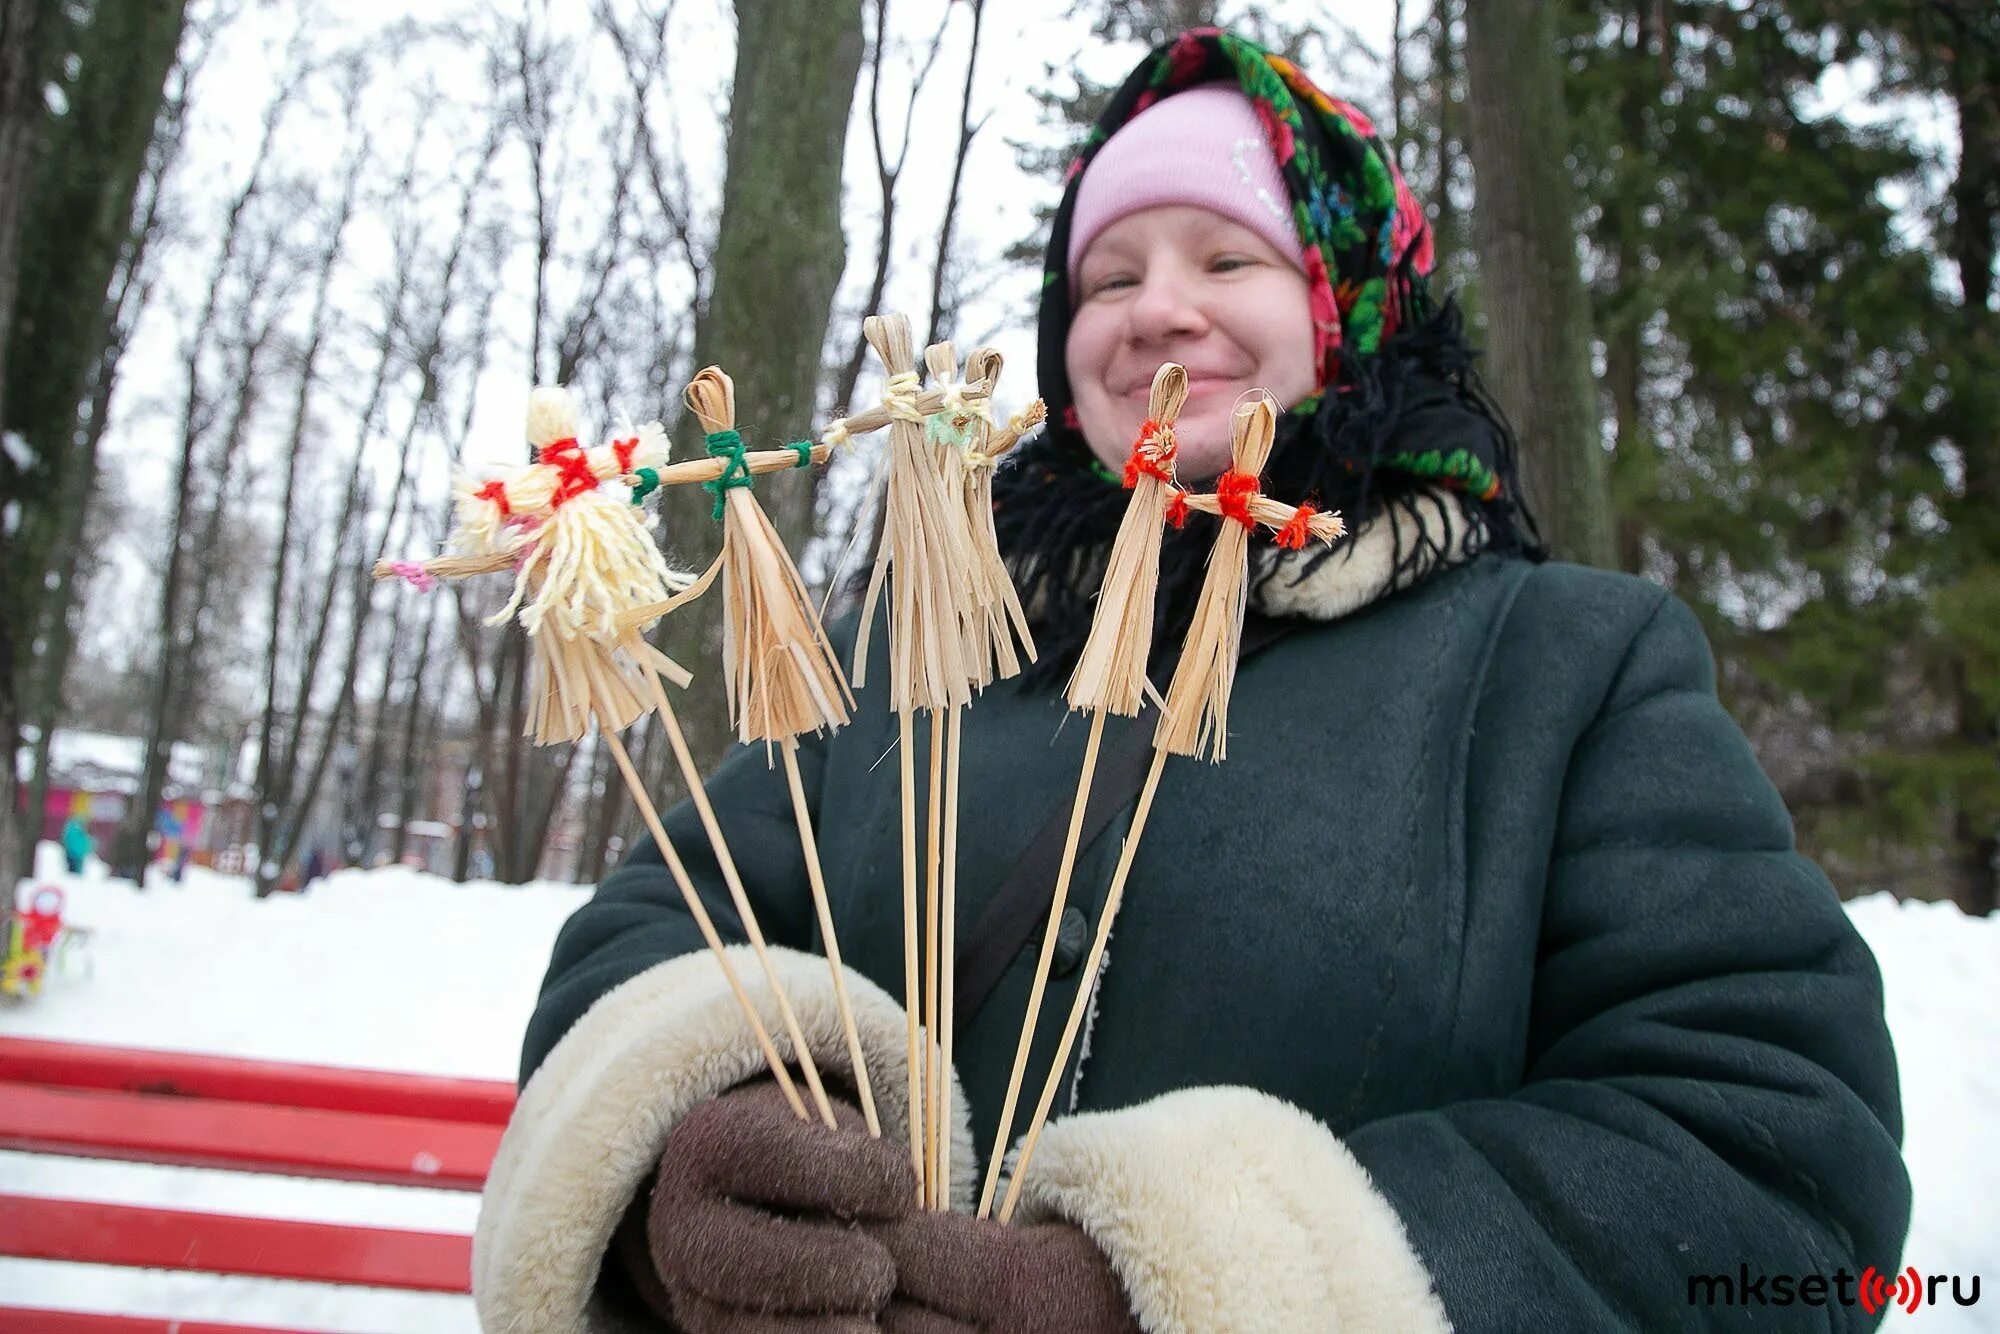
<box><xmin>474</xmin><ymin>30</ymin><xmax>1909</xmax><ymax>1333</ymax></box>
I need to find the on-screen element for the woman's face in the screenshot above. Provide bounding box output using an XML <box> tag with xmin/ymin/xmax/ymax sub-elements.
<box><xmin>1065</xmin><ymin>205</ymin><xmax>1318</xmax><ymax>481</ymax></box>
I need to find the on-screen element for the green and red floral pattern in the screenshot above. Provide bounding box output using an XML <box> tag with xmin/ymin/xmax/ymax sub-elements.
<box><xmin>1034</xmin><ymin>28</ymin><xmax>1502</xmax><ymax>504</ymax></box>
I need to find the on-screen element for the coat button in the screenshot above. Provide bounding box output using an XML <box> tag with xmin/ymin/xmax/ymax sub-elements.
<box><xmin>1052</xmin><ymin>907</ymin><xmax>1089</xmax><ymax>977</ymax></box>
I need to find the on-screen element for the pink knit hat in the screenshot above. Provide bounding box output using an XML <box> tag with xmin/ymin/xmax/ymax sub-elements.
<box><xmin>1066</xmin><ymin>84</ymin><xmax>1304</xmax><ymax>289</ymax></box>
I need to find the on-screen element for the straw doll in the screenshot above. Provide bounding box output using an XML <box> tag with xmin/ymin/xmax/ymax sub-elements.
<box><xmin>819</xmin><ymin>315</ymin><xmax>992</xmax><ymax>1205</ymax></box>
<box><xmin>997</xmin><ymin>393</ymin><xmax>1344</xmax><ymax>1222</ymax></box>
<box><xmin>975</xmin><ymin>361</ymin><xmax>1189</xmax><ymax>1218</ymax></box>
<box><xmin>379</xmin><ymin>386</ymin><xmax>834</xmax><ymax>1125</ymax></box>
<box><xmin>616</xmin><ymin>366</ymin><xmax>879</xmax><ymax>1136</ymax></box>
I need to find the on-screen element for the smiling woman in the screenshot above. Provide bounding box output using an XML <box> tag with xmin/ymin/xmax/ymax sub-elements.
<box><xmin>479</xmin><ymin>26</ymin><xmax>1912</xmax><ymax>1334</ymax></box>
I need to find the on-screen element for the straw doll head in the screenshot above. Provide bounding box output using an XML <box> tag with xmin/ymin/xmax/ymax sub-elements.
<box><xmin>683</xmin><ymin>367</ymin><xmax>852</xmax><ymax>745</ymax></box>
<box><xmin>1065</xmin><ymin>363</ymin><xmax>1190</xmax><ymax>718</ymax></box>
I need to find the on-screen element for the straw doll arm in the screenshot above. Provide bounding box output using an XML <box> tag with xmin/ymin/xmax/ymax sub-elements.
<box><xmin>1005</xmin><ymin>591</ymin><xmax>1906</xmax><ymax>1334</ymax></box>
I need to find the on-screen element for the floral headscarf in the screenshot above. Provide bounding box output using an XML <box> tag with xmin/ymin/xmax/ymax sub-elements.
<box><xmin>995</xmin><ymin>29</ymin><xmax>1540</xmax><ymax>679</ymax></box>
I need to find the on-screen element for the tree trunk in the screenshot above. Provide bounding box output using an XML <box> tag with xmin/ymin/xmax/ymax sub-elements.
<box><xmin>0</xmin><ymin>0</ymin><xmax>52</xmax><ymax>430</ymax></box>
<box><xmin>1461</xmin><ymin>0</ymin><xmax>1613</xmax><ymax>566</ymax></box>
<box><xmin>651</xmin><ymin>0</ymin><xmax>865</xmax><ymax>785</ymax></box>
<box><xmin>579</xmin><ymin>732</ymin><xmax>622</xmax><ymax>884</ymax></box>
<box><xmin>1944</xmin><ymin>25</ymin><xmax>1998</xmax><ymax>915</ymax></box>
<box><xmin>3</xmin><ymin>0</ymin><xmax>187</xmax><ymax>890</ymax></box>
<box><xmin>0</xmin><ymin>0</ymin><xmax>51</xmax><ymax>897</ymax></box>
<box><xmin>833</xmin><ymin>0</ymin><xmax>906</xmax><ymax>415</ymax></box>
<box><xmin>24</xmin><ymin>90</ymin><xmax>181</xmax><ymax>852</ymax></box>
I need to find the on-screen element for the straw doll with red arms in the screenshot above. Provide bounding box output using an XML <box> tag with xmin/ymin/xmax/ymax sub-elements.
<box><xmin>974</xmin><ymin>361</ymin><xmax>1188</xmax><ymax>1220</ymax></box>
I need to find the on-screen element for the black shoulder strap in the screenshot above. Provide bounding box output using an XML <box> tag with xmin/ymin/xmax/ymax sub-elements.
<box><xmin>953</xmin><ymin>614</ymin><xmax>1299</xmax><ymax>1034</ymax></box>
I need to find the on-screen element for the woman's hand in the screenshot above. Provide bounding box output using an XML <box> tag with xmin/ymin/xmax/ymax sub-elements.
<box><xmin>645</xmin><ymin>1079</ymin><xmax>917</xmax><ymax>1333</ymax></box>
<box><xmin>872</xmin><ymin>1209</ymin><xmax>1143</xmax><ymax>1333</ymax></box>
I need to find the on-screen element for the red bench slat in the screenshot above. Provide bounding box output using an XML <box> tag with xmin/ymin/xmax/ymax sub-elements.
<box><xmin>0</xmin><ymin>1037</ymin><xmax>515</xmax><ymax>1124</ymax></box>
<box><xmin>0</xmin><ymin>1194</ymin><xmax>473</xmax><ymax>1293</ymax></box>
<box><xmin>0</xmin><ymin>1307</ymin><xmax>328</xmax><ymax>1333</ymax></box>
<box><xmin>0</xmin><ymin>1082</ymin><xmax>500</xmax><ymax>1190</ymax></box>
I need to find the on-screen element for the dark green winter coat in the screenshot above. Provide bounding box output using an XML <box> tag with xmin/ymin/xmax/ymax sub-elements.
<box><xmin>479</xmin><ymin>547</ymin><xmax>1909</xmax><ymax>1333</ymax></box>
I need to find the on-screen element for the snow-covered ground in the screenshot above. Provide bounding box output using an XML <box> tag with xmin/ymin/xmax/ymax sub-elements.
<box><xmin>1</xmin><ymin>853</ymin><xmax>1992</xmax><ymax>1330</ymax></box>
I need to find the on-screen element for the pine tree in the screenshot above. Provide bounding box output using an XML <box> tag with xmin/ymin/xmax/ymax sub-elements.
<box><xmin>1563</xmin><ymin>1</ymin><xmax>1999</xmax><ymax>908</ymax></box>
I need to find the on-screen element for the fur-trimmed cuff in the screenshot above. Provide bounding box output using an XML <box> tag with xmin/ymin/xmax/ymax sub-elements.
<box><xmin>473</xmin><ymin>945</ymin><xmax>974</xmax><ymax>1333</ymax></box>
<box><xmin>1009</xmin><ymin>1086</ymin><xmax>1451</xmax><ymax>1333</ymax></box>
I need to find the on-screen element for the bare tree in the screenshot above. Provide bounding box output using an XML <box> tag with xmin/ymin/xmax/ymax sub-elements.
<box><xmin>832</xmin><ymin>0</ymin><xmax>951</xmax><ymax>414</ymax></box>
<box><xmin>460</xmin><ymin>2</ymin><xmax>669</xmax><ymax>883</ymax></box>
<box><xmin>248</xmin><ymin>118</ymin><xmax>425</xmax><ymax>894</ymax></box>
<box><xmin>23</xmin><ymin>49</ymin><xmax>196</xmax><ymax>840</ymax></box>
<box><xmin>109</xmin><ymin>64</ymin><xmax>298</xmax><ymax>880</ymax></box>
<box><xmin>927</xmin><ymin>0</ymin><xmax>988</xmax><ymax>347</ymax></box>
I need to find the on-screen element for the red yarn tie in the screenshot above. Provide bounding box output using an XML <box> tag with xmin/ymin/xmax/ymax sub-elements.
<box><xmin>1122</xmin><ymin>419</ymin><xmax>1175</xmax><ymax>489</ymax></box>
<box><xmin>1274</xmin><ymin>502</ymin><xmax>1318</xmax><ymax>550</ymax></box>
<box><xmin>538</xmin><ymin>437</ymin><xmax>599</xmax><ymax>508</ymax></box>
<box><xmin>613</xmin><ymin>436</ymin><xmax>638</xmax><ymax>475</ymax></box>
<box><xmin>1215</xmin><ymin>470</ymin><xmax>1260</xmax><ymax>529</ymax></box>
<box><xmin>1164</xmin><ymin>489</ymin><xmax>1190</xmax><ymax>529</ymax></box>
<box><xmin>476</xmin><ymin>480</ymin><xmax>512</xmax><ymax>518</ymax></box>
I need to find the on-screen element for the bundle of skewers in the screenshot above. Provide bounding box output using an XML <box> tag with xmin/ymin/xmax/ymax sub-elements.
<box><xmin>376</xmin><ymin>320</ymin><xmax>1342</xmax><ymax>1216</ymax></box>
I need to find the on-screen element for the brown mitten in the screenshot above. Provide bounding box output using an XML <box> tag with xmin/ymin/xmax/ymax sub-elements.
<box><xmin>646</xmin><ymin>1079</ymin><xmax>917</xmax><ymax>1333</ymax></box>
<box><xmin>872</xmin><ymin>1209</ymin><xmax>1143</xmax><ymax>1333</ymax></box>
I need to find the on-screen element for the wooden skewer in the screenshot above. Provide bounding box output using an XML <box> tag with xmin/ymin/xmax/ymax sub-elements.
<box><xmin>975</xmin><ymin>709</ymin><xmax>1103</xmax><ymax>1218</ymax></box>
<box><xmin>923</xmin><ymin>708</ymin><xmax>945</xmax><ymax>1207</ymax></box>
<box><xmin>782</xmin><ymin>737</ymin><xmax>879</xmax><ymax>1136</ymax></box>
<box><xmin>938</xmin><ymin>704</ymin><xmax>963</xmax><ymax>1207</ymax></box>
<box><xmin>602</xmin><ymin>723</ymin><xmax>809</xmax><ymax>1120</ymax></box>
<box><xmin>640</xmin><ymin>668</ymin><xmax>841</xmax><ymax>1129</ymax></box>
<box><xmin>898</xmin><ymin>709</ymin><xmax>925</xmax><ymax>1200</ymax></box>
<box><xmin>997</xmin><ymin>746</ymin><xmax>1170</xmax><ymax>1223</ymax></box>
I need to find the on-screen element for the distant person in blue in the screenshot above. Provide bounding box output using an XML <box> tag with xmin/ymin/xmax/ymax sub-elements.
<box><xmin>60</xmin><ymin>814</ymin><xmax>92</xmax><ymax>875</ymax></box>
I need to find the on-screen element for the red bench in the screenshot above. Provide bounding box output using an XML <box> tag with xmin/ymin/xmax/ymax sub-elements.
<box><xmin>0</xmin><ymin>1036</ymin><xmax>516</xmax><ymax>1332</ymax></box>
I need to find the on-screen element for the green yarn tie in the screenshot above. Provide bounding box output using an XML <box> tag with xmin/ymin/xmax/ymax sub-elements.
<box><xmin>702</xmin><ymin>428</ymin><xmax>751</xmax><ymax>520</ymax></box>
<box><xmin>788</xmin><ymin>441</ymin><xmax>812</xmax><ymax>468</ymax></box>
<box><xmin>926</xmin><ymin>412</ymin><xmax>976</xmax><ymax>450</ymax></box>
<box><xmin>629</xmin><ymin>467</ymin><xmax>661</xmax><ymax>504</ymax></box>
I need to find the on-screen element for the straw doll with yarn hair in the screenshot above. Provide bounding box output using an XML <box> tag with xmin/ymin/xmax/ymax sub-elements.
<box><xmin>382</xmin><ymin>384</ymin><xmax>842</xmax><ymax>1132</ymax></box>
<box><xmin>416</xmin><ymin>387</ymin><xmax>692</xmax><ymax>743</ymax></box>
<box><xmin>480</xmin><ymin>30</ymin><xmax>1906</xmax><ymax>1334</ymax></box>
